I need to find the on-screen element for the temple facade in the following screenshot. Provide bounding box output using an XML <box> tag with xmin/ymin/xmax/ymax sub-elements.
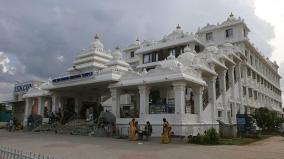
<box><xmin>21</xmin><ymin>14</ymin><xmax>283</xmax><ymax>136</ymax></box>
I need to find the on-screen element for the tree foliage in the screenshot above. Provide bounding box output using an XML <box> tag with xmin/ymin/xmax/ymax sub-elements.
<box><xmin>254</xmin><ymin>107</ymin><xmax>283</xmax><ymax>131</ymax></box>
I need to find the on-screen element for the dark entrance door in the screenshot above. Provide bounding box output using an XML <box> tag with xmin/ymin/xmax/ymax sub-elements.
<box><xmin>64</xmin><ymin>98</ymin><xmax>75</xmax><ymax>113</ymax></box>
<box><xmin>61</xmin><ymin>98</ymin><xmax>76</xmax><ymax>124</ymax></box>
<box><xmin>80</xmin><ymin>102</ymin><xmax>103</xmax><ymax>120</ymax></box>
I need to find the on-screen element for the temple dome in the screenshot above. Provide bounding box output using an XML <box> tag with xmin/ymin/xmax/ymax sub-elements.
<box><xmin>112</xmin><ymin>47</ymin><xmax>122</xmax><ymax>60</ymax></box>
<box><xmin>89</xmin><ymin>33</ymin><xmax>104</xmax><ymax>50</ymax></box>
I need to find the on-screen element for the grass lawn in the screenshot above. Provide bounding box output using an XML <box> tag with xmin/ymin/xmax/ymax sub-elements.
<box><xmin>219</xmin><ymin>135</ymin><xmax>272</xmax><ymax>145</ymax></box>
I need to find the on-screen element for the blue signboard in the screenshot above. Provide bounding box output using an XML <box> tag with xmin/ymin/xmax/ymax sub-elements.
<box><xmin>14</xmin><ymin>82</ymin><xmax>33</xmax><ymax>93</ymax></box>
<box><xmin>52</xmin><ymin>72</ymin><xmax>94</xmax><ymax>83</ymax></box>
<box><xmin>237</xmin><ymin>114</ymin><xmax>246</xmax><ymax>132</ymax></box>
<box><xmin>237</xmin><ymin>117</ymin><xmax>246</xmax><ymax>125</ymax></box>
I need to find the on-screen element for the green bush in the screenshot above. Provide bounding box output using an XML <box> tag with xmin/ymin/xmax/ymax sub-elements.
<box><xmin>190</xmin><ymin>128</ymin><xmax>219</xmax><ymax>145</ymax></box>
<box><xmin>254</xmin><ymin>107</ymin><xmax>284</xmax><ymax>132</ymax></box>
<box><xmin>206</xmin><ymin>128</ymin><xmax>219</xmax><ymax>144</ymax></box>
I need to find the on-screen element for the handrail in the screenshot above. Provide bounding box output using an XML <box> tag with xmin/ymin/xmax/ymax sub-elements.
<box><xmin>0</xmin><ymin>145</ymin><xmax>63</xmax><ymax>159</ymax></box>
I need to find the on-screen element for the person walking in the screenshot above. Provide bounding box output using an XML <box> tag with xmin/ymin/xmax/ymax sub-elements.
<box><xmin>144</xmin><ymin>121</ymin><xmax>152</xmax><ymax>140</ymax></box>
<box><xmin>128</xmin><ymin>118</ymin><xmax>137</xmax><ymax>141</ymax></box>
<box><xmin>8</xmin><ymin>117</ymin><xmax>14</xmax><ymax>132</ymax></box>
<box><xmin>161</xmin><ymin>118</ymin><xmax>171</xmax><ymax>144</ymax></box>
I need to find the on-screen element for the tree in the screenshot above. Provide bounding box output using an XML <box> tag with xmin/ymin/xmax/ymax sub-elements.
<box><xmin>254</xmin><ymin>107</ymin><xmax>283</xmax><ymax>132</ymax></box>
<box><xmin>254</xmin><ymin>107</ymin><xmax>271</xmax><ymax>130</ymax></box>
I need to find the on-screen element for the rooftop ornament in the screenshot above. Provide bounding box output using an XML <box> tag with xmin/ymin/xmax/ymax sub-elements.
<box><xmin>176</xmin><ymin>24</ymin><xmax>181</xmax><ymax>30</ymax></box>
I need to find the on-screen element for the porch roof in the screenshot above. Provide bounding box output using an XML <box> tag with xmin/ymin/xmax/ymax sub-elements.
<box><xmin>22</xmin><ymin>87</ymin><xmax>51</xmax><ymax>98</ymax></box>
<box><xmin>110</xmin><ymin>72</ymin><xmax>206</xmax><ymax>88</ymax></box>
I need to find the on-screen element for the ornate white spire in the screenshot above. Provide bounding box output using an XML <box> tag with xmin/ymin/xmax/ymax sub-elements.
<box><xmin>112</xmin><ymin>46</ymin><xmax>122</xmax><ymax>60</ymax></box>
<box><xmin>89</xmin><ymin>33</ymin><xmax>104</xmax><ymax>50</ymax></box>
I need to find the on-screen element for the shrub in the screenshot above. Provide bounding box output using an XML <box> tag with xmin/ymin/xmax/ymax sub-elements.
<box><xmin>206</xmin><ymin>128</ymin><xmax>219</xmax><ymax>144</ymax></box>
<box><xmin>190</xmin><ymin>128</ymin><xmax>219</xmax><ymax>145</ymax></box>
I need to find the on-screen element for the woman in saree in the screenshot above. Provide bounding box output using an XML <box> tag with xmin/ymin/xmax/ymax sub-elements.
<box><xmin>161</xmin><ymin>118</ymin><xmax>171</xmax><ymax>144</ymax></box>
<box><xmin>128</xmin><ymin>118</ymin><xmax>137</xmax><ymax>141</ymax></box>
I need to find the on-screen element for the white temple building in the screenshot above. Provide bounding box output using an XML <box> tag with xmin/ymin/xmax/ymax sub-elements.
<box><xmin>20</xmin><ymin>13</ymin><xmax>283</xmax><ymax>136</ymax></box>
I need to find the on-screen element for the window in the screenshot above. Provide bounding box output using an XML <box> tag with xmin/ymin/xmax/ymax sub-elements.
<box><xmin>245</xmin><ymin>50</ymin><xmax>248</xmax><ymax>57</ymax></box>
<box><xmin>252</xmin><ymin>71</ymin><xmax>256</xmax><ymax>79</ymax></box>
<box><xmin>143</xmin><ymin>52</ymin><xmax>157</xmax><ymax>64</ymax></box>
<box><xmin>244</xmin><ymin>29</ymin><xmax>248</xmax><ymax>37</ymax></box>
<box><xmin>254</xmin><ymin>91</ymin><xmax>257</xmax><ymax>100</ymax></box>
<box><xmin>247</xmin><ymin>67</ymin><xmax>251</xmax><ymax>76</ymax></box>
<box><xmin>130</xmin><ymin>51</ymin><xmax>134</xmax><ymax>58</ymax></box>
<box><xmin>257</xmin><ymin>75</ymin><xmax>260</xmax><ymax>82</ymax></box>
<box><xmin>206</xmin><ymin>32</ymin><xmax>213</xmax><ymax>41</ymax></box>
<box><xmin>194</xmin><ymin>45</ymin><xmax>201</xmax><ymax>53</ymax></box>
<box><xmin>243</xmin><ymin>86</ymin><xmax>246</xmax><ymax>96</ymax></box>
<box><xmin>250</xmin><ymin>55</ymin><xmax>253</xmax><ymax>65</ymax></box>
<box><xmin>225</xmin><ymin>28</ymin><xmax>233</xmax><ymax>38</ymax></box>
<box><xmin>248</xmin><ymin>88</ymin><xmax>253</xmax><ymax>98</ymax></box>
<box><xmin>218</xmin><ymin>111</ymin><xmax>222</xmax><ymax>117</ymax></box>
<box><xmin>143</xmin><ymin>54</ymin><xmax>151</xmax><ymax>64</ymax></box>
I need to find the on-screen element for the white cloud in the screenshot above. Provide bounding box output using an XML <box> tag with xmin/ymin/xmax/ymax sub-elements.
<box><xmin>0</xmin><ymin>51</ymin><xmax>15</xmax><ymax>75</ymax></box>
<box><xmin>253</xmin><ymin>0</ymin><xmax>284</xmax><ymax>63</ymax></box>
<box><xmin>56</xmin><ymin>55</ymin><xmax>64</xmax><ymax>63</ymax></box>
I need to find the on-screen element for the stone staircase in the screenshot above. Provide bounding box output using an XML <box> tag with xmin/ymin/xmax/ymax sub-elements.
<box><xmin>33</xmin><ymin>122</ymin><xmax>59</xmax><ymax>132</ymax></box>
<box><xmin>55</xmin><ymin>119</ymin><xmax>94</xmax><ymax>135</ymax></box>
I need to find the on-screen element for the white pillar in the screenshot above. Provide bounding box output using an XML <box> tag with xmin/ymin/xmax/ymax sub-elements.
<box><xmin>37</xmin><ymin>96</ymin><xmax>44</xmax><ymax>116</ymax></box>
<box><xmin>138</xmin><ymin>85</ymin><xmax>150</xmax><ymax>116</ymax></box>
<box><xmin>24</xmin><ymin>98</ymin><xmax>31</xmax><ymax>126</ymax></box>
<box><xmin>228</xmin><ymin>66</ymin><xmax>237</xmax><ymax>124</ymax></box>
<box><xmin>207</xmin><ymin>76</ymin><xmax>217</xmax><ymax>123</ymax></box>
<box><xmin>173</xmin><ymin>82</ymin><xmax>186</xmax><ymax>114</ymax></box>
<box><xmin>52</xmin><ymin>94</ymin><xmax>60</xmax><ymax>113</ymax></box>
<box><xmin>110</xmin><ymin>88</ymin><xmax>121</xmax><ymax>118</ymax></box>
<box><xmin>192</xmin><ymin>86</ymin><xmax>204</xmax><ymax>123</ymax></box>
<box><xmin>236</xmin><ymin>63</ymin><xmax>245</xmax><ymax>114</ymax></box>
<box><xmin>218</xmin><ymin>70</ymin><xmax>228</xmax><ymax>123</ymax></box>
<box><xmin>241</xmin><ymin>64</ymin><xmax>248</xmax><ymax>114</ymax></box>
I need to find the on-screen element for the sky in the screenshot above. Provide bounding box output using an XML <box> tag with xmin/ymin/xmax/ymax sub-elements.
<box><xmin>0</xmin><ymin>0</ymin><xmax>283</xmax><ymax>102</ymax></box>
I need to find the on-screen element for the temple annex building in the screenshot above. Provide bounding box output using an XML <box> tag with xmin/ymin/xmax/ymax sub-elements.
<box><xmin>4</xmin><ymin>13</ymin><xmax>283</xmax><ymax>136</ymax></box>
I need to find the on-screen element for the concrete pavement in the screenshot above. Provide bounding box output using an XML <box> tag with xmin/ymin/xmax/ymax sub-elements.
<box><xmin>0</xmin><ymin>130</ymin><xmax>284</xmax><ymax>159</ymax></box>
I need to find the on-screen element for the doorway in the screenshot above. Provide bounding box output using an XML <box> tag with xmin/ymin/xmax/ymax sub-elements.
<box><xmin>80</xmin><ymin>102</ymin><xmax>103</xmax><ymax>120</ymax></box>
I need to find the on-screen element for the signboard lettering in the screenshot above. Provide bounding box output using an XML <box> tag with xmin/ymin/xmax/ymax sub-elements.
<box><xmin>52</xmin><ymin>72</ymin><xmax>94</xmax><ymax>83</ymax></box>
<box><xmin>14</xmin><ymin>82</ymin><xmax>33</xmax><ymax>93</ymax></box>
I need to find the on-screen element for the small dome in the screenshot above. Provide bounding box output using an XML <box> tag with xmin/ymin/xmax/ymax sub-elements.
<box><xmin>89</xmin><ymin>33</ymin><xmax>104</xmax><ymax>50</ymax></box>
<box><xmin>112</xmin><ymin>46</ymin><xmax>122</xmax><ymax>60</ymax></box>
<box><xmin>167</xmin><ymin>53</ymin><xmax>176</xmax><ymax>60</ymax></box>
<box><xmin>223</xmin><ymin>42</ymin><xmax>234</xmax><ymax>47</ymax></box>
<box><xmin>205</xmin><ymin>45</ymin><xmax>218</xmax><ymax>54</ymax></box>
<box><xmin>184</xmin><ymin>45</ymin><xmax>196</xmax><ymax>53</ymax></box>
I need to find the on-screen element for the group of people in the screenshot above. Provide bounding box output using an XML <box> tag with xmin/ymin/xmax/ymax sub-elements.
<box><xmin>128</xmin><ymin>118</ymin><xmax>172</xmax><ymax>144</ymax></box>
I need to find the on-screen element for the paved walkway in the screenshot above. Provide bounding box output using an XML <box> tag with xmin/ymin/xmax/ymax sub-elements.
<box><xmin>1</xmin><ymin>130</ymin><xmax>284</xmax><ymax>159</ymax></box>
